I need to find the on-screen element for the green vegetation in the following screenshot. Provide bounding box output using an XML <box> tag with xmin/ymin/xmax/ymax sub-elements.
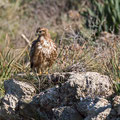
<box><xmin>102</xmin><ymin>41</ymin><xmax>120</xmax><ymax>93</ymax></box>
<box><xmin>87</xmin><ymin>0</ymin><xmax>120</xmax><ymax>34</ymax></box>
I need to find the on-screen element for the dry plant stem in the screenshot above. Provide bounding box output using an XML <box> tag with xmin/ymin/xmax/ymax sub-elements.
<box><xmin>33</xmin><ymin>69</ymin><xmax>41</xmax><ymax>92</ymax></box>
<box><xmin>21</xmin><ymin>34</ymin><xmax>31</xmax><ymax>47</ymax></box>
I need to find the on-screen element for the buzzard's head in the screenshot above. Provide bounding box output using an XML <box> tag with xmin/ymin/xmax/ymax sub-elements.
<box><xmin>35</xmin><ymin>27</ymin><xmax>50</xmax><ymax>38</ymax></box>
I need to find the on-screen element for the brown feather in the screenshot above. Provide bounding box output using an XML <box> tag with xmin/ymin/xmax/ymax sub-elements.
<box><xmin>30</xmin><ymin>28</ymin><xmax>57</xmax><ymax>73</ymax></box>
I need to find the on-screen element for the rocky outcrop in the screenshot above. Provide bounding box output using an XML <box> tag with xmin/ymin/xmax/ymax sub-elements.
<box><xmin>77</xmin><ymin>97</ymin><xmax>112</xmax><ymax>120</ymax></box>
<box><xmin>112</xmin><ymin>96</ymin><xmax>120</xmax><ymax>116</ymax></box>
<box><xmin>0</xmin><ymin>72</ymin><xmax>119</xmax><ymax>120</ymax></box>
<box><xmin>0</xmin><ymin>79</ymin><xmax>36</xmax><ymax>120</ymax></box>
<box><xmin>52</xmin><ymin>106</ymin><xmax>82</xmax><ymax>120</ymax></box>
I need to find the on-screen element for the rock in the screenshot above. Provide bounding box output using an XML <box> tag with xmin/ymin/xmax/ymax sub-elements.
<box><xmin>18</xmin><ymin>101</ymin><xmax>50</xmax><ymax>120</ymax></box>
<box><xmin>0</xmin><ymin>79</ymin><xmax>36</xmax><ymax>120</ymax></box>
<box><xmin>30</xmin><ymin>72</ymin><xmax>113</xmax><ymax>111</ymax></box>
<box><xmin>52</xmin><ymin>106</ymin><xmax>83</xmax><ymax>120</ymax></box>
<box><xmin>0</xmin><ymin>72</ymin><xmax>114</xmax><ymax>119</ymax></box>
<box><xmin>66</xmin><ymin>72</ymin><xmax>113</xmax><ymax>98</ymax></box>
<box><xmin>76</xmin><ymin>97</ymin><xmax>112</xmax><ymax>120</ymax></box>
<box><xmin>17</xmin><ymin>72</ymin><xmax>113</xmax><ymax>119</ymax></box>
<box><xmin>4</xmin><ymin>79</ymin><xmax>36</xmax><ymax>101</ymax></box>
<box><xmin>85</xmin><ymin>108</ymin><xmax>112</xmax><ymax>120</ymax></box>
<box><xmin>112</xmin><ymin>96</ymin><xmax>120</xmax><ymax>115</ymax></box>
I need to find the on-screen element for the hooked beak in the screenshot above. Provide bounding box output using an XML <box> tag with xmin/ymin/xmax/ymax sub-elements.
<box><xmin>35</xmin><ymin>33</ymin><xmax>40</xmax><ymax>36</ymax></box>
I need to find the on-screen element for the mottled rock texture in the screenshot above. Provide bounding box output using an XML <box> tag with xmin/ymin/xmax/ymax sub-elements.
<box><xmin>0</xmin><ymin>72</ymin><xmax>119</xmax><ymax>120</ymax></box>
<box><xmin>0</xmin><ymin>79</ymin><xmax>36</xmax><ymax>120</ymax></box>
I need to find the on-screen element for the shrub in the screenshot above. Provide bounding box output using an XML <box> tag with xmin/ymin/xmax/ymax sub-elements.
<box><xmin>86</xmin><ymin>0</ymin><xmax>120</xmax><ymax>34</ymax></box>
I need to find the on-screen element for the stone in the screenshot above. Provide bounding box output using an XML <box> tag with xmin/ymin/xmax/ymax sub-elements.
<box><xmin>52</xmin><ymin>106</ymin><xmax>83</xmax><ymax>120</ymax></box>
<box><xmin>4</xmin><ymin>79</ymin><xmax>36</xmax><ymax>101</ymax></box>
<box><xmin>76</xmin><ymin>97</ymin><xmax>112</xmax><ymax>120</ymax></box>
<box><xmin>0</xmin><ymin>72</ymin><xmax>114</xmax><ymax>119</ymax></box>
<box><xmin>31</xmin><ymin>72</ymin><xmax>113</xmax><ymax>111</ymax></box>
<box><xmin>112</xmin><ymin>96</ymin><xmax>120</xmax><ymax>115</ymax></box>
<box><xmin>0</xmin><ymin>79</ymin><xmax>36</xmax><ymax>120</ymax></box>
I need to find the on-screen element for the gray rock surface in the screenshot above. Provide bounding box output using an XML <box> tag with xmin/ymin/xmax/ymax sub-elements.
<box><xmin>52</xmin><ymin>106</ymin><xmax>83</xmax><ymax>120</ymax></box>
<box><xmin>76</xmin><ymin>97</ymin><xmax>112</xmax><ymax>120</ymax></box>
<box><xmin>112</xmin><ymin>95</ymin><xmax>120</xmax><ymax>115</ymax></box>
<box><xmin>32</xmin><ymin>72</ymin><xmax>113</xmax><ymax>111</ymax></box>
<box><xmin>0</xmin><ymin>79</ymin><xmax>36</xmax><ymax>120</ymax></box>
<box><xmin>85</xmin><ymin>108</ymin><xmax>112</xmax><ymax>120</ymax></box>
<box><xmin>0</xmin><ymin>72</ymin><xmax>117</xmax><ymax>120</ymax></box>
<box><xmin>70</xmin><ymin>72</ymin><xmax>113</xmax><ymax>97</ymax></box>
<box><xmin>4</xmin><ymin>79</ymin><xmax>36</xmax><ymax>100</ymax></box>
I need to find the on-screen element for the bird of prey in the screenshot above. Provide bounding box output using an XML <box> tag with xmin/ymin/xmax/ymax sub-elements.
<box><xmin>30</xmin><ymin>27</ymin><xmax>57</xmax><ymax>74</ymax></box>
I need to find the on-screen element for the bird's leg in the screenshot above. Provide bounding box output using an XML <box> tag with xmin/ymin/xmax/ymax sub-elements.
<box><xmin>32</xmin><ymin>68</ymin><xmax>38</xmax><ymax>76</ymax></box>
<box><xmin>39</xmin><ymin>71</ymin><xmax>42</xmax><ymax>75</ymax></box>
<box><xmin>44</xmin><ymin>68</ymin><xmax>49</xmax><ymax>75</ymax></box>
<box><xmin>38</xmin><ymin>68</ymin><xmax>42</xmax><ymax>76</ymax></box>
<box><xmin>32</xmin><ymin>68</ymin><xmax>41</xmax><ymax>92</ymax></box>
<box><xmin>45</xmin><ymin>63</ymin><xmax>53</xmax><ymax>75</ymax></box>
<box><xmin>36</xmin><ymin>68</ymin><xmax>41</xmax><ymax>93</ymax></box>
<box><xmin>45</xmin><ymin>71</ymin><xmax>48</xmax><ymax>75</ymax></box>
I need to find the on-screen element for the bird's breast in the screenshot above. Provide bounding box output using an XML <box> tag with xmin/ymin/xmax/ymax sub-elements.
<box><xmin>37</xmin><ymin>42</ymin><xmax>52</xmax><ymax>56</ymax></box>
<box><xmin>36</xmin><ymin>36</ymin><xmax>56</xmax><ymax>58</ymax></box>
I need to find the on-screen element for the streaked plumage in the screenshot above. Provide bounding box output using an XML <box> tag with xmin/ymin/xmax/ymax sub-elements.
<box><xmin>30</xmin><ymin>27</ymin><xmax>57</xmax><ymax>73</ymax></box>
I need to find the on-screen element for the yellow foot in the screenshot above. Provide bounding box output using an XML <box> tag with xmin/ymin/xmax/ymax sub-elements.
<box><xmin>37</xmin><ymin>71</ymin><xmax>42</xmax><ymax>76</ymax></box>
<box><xmin>45</xmin><ymin>71</ymin><xmax>48</xmax><ymax>75</ymax></box>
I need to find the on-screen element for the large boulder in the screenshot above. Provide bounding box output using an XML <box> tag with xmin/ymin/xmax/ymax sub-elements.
<box><xmin>52</xmin><ymin>106</ymin><xmax>83</xmax><ymax>120</ymax></box>
<box><xmin>112</xmin><ymin>96</ymin><xmax>120</xmax><ymax>116</ymax></box>
<box><xmin>32</xmin><ymin>72</ymin><xmax>113</xmax><ymax>110</ymax></box>
<box><xmin>18</xmin><ymin>72</ymin><xmax>113</xmax><ymax>119</ymax></box>
<box><xmin>76</xmin><ymin>97</ymin><xmax>112</xmax><ymax>120</ymax></box>
<box><xmin>0</xmin><ymin>72</ymin><xmax>115</xmax><ymax>119</ymax></box>
<box><xmin>0</xmin><ymin>79</ymin><xmax>36</xmax><ymax>120</ymax></box>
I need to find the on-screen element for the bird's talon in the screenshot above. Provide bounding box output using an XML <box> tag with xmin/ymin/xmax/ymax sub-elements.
<box><xmin>45</xmin><ymin>71</ymin><xmax>48</xmax><ymax>75</ymax></box>
<box><xmin>38</xmin><ymin>71</ymin><xmax>42</xmax><ymax>76</ymax></box>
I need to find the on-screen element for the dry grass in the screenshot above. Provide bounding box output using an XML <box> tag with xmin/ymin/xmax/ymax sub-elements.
<box><xmin>0</xmin><ymin>26</ymin><xmax>101</xmax><ymax>94</ymax></box>
<box><xmin>1</xmin><ymin>26</ymin><xmax>120</xmax><ymax>96</ymax></box>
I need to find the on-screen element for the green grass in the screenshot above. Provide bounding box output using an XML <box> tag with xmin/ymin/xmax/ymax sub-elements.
<box><xmin>101</xmin><ymin>39</ymin><xmax>120</xmax><ymax>94</ymax></box>
<box><xmin>86</xmin><ymin>0</ymin><xmax>120</xmax><ymax>34</ymax></box>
